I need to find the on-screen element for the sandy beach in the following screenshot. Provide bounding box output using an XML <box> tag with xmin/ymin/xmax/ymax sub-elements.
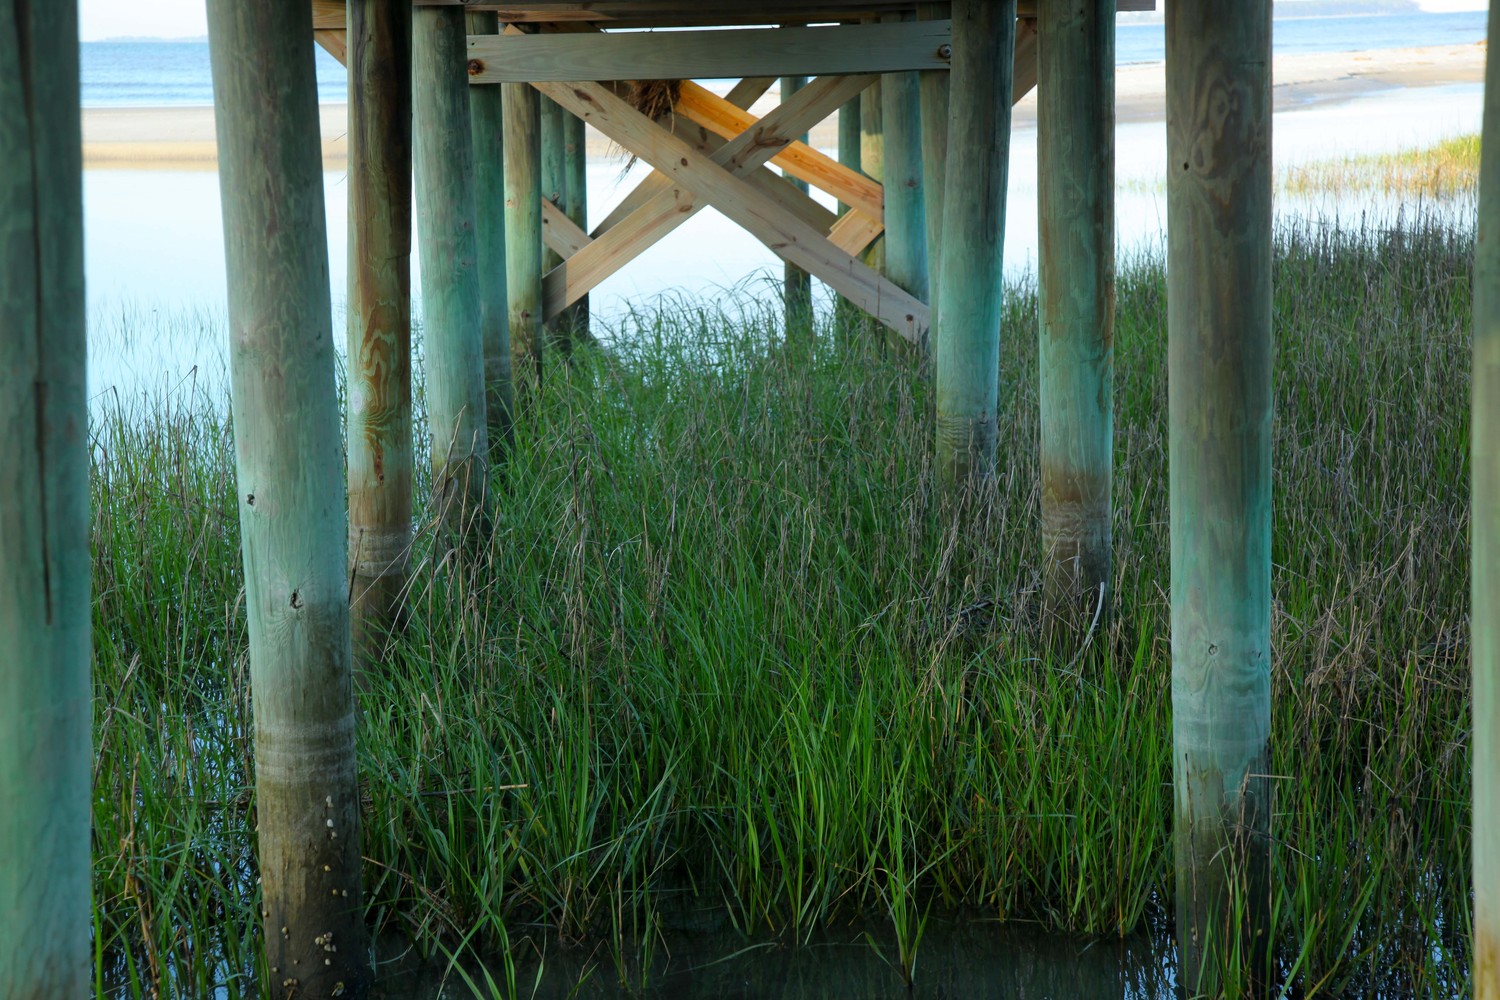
<box><xmin>81</xmin><ymin>41</ymin><xmax>1484</xmax><ymax>170</ymax></box>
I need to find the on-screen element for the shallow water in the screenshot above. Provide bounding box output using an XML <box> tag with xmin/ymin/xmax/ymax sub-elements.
<box><xmin>367</xmin><ymin>909</ymin><xmax>1177</xmax><ymax>1000</ymax></box>
<box><xmin>84</xmin><ymin>80</ymin><xmax>1481</xmax><ymax>404</ymax></box>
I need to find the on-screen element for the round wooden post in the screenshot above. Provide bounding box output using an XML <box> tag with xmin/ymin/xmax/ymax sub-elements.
<box><xmin>859</xmin><ymin>76</ymin><xmax>886</xmax><ymax>278</ymax></box>
<box><xmin>880</xmin><ymin>14</ymin><xmax>928</xmax><ymax>304</ymax></box>
<box><xmin>0</xmin><ymin>4</ymin><xmax>91</xmax><ymax>995</ymax></box>
<box><xmin>347</xmin><ymin>0</ymin><xmax>414</xmax><ymax>671</ymax></box>
<box><xmin>468</xmin><ymin>12</ymin><xmax>515</xmax><ymax>455</ymax></box>
<box><xmin>541</xmin><ymin>96</ymin><xmax>572</xmax><ymax>355</ymax></box>
<box><xmin>563</xmin><ymin>108</ymin><xmax>590</xmax><ymax>339</ymax></box>
<box><xmin>917</xmin><ymin>2</ymin><xmax>951</xmax><ymax>319</ymax></box>
<box><xmin>414</xmin><ymin>6</ymin><xmax>491</xmax><ymax>540</ymax></box>
<box><xmin>1038</xmin><ymin>0</ymin><xmax>1114</xmax><ymax>637</ymax></box>
<box><xmin>781</xmin><ymin>75</ymin><xmax>815</xmax><ymax>339</ymax></box>
<box><xmin>207</xmin><ymin>1</ymin><xmax>371</xmax><ymax>993</ymax></box>
<box><xmin>834</xmin><ymin>89</ymin><xmax>863</xmax><ymax>336</ymax></box>
<box><xmin>504</xmin><ymin>81</ymin><xmax>544</xmax><ymax>386</ymax></box>
<box><xmin>1166</xmin><ymin>3</ymin><xmax>1274</xmax><ymax>993</ymax></box>
<box><xmin>934</xmin><ymin>0</ymin><xmax>1014</xmax><ymax>486</ymax></box>
<box><xmin>1474</xmin><ymin>6</ymin><xmax>1500</xmax><ymax>995</ymax></box>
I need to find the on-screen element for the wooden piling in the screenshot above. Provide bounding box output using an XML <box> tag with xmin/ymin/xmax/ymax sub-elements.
<box><xmin>934</xmin><ymin>0</ymin><xmax>1014</xmax><ymax>486</ymax></box>
<box><xmin>917</xmin><ymin>2</ymin><xmax>950</xmax><ymax>317</ymax></box>
<box><xmin>414</xmin><ymin>6</ymin><xmax>491</xmax><ymax>540</ymax></box>
<box><xmin>0</xmin><ymin>4</ymin><xmax>91</xmax><ymax>995</ymax></box>
<box><xmin>1165</xmin><ymin>3</ymin><xmax>1274</xmax><ymax>993</ymax></box>
<box><xmin>347</xmin><ymin>0</ymin><xmax>414</xmax><ymax>671</ymax></box>
<box><xmin>541</xmin><ymin>96</ymin><xmax>572</xmax><ymax>354</ymax></box>
<box><xmin>860</xmin><ymin>76</ymin><xmax>885</xmax><ymax>276</ymax></box>
<box><xmin>782</xmin><ymin>75</ymin><xmax>815</xmax><ymax>340</ymax></box>
<box><xmin>563</xmin><ymin>108</ymin><xmax>591</xmax><ymax>339</ymax></box>
<box><xmin>504</xmin><ymin>80</ymin><xmax>545</xmax><ymax>385</ymax></box>
<box><xmin>206</xmin><ymin>1</ymin><xmax>370</xmax><ymax>993</ymax></box>
<box><xmin>834</xmin><ymin>90</ymin><xmax>863</xmax><ymax>336</ymax></box>
<box><xmin>880</xmin><ymin>15</ymin><xmax>928</xmax><ymax>304</ymax></box>
<box><xmin>1038</xmin><ymin>0</ymin><xmax>1114</xmax><ymax>637</ymax></box>
<box><xmin>1474</xmin><ymin>6</ymin><xmax>1500</xmax><ymax>996</ymax></box>
<box><xmin>468</xmin><ymin>12</ymin><xmax>515</xmax><ymax>455</ymax></box>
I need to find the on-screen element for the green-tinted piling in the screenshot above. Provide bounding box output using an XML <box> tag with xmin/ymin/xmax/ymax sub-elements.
<box><xmin>541</xmin><ymin>96</ymin><xmax>572</xmax><ymax>354</ymax></box>
<box><xmin>504</xmin><ymin>81</ymin><xmax>544</xmax><ymax>386</ymax></box>
<box><xmin>880</xmin><ymin>14</ymin><xmax>928</xmax><ymax>304</ymax></box>
<box><xmin>1474</xmin><ymin>5</ymin><xmax>1500</xmax><ymax>995</ymax></box>
<box><xmin>468</xmin><ymin>12</ymin><xmax>514</xmax><ymax>455</ymax></box>
<box><xmin>782</xmin><ymin>75</ymin><xmax>815</xmax><ymax>340</ymax></box>
<box><xmin>0</xmin><ymin>4</ymin><xmax>91</xmax><ymax>996</ymax></box>
<box><xmin>414</xmin><ymin>6</ymin><xmax>491</xmax><ymax>540</ymax></box>
<box><xmin>347</xmin><ymin>0</ymin><xmax>414</xmax><ymax>670</ymax></box>
<box><xmin>835</xmin><ymin>90</ymin><xmax>864</xmax><ymax>335</ymax></box>
<box><xmin>1165</xmin><ymin>3</ymin><xmax>1274</xmax><ymax>994</ymax></box>
<box><xmin>860</xmin><ymin>75</ymin><xmax>885</xmax><ymax>276</ymax></box>
<box><xmin>206</xmin><ymin>0</ymin><xmax>371</xmax><ymax>993</ymax></box>
<box><xmin>918</xmin><ymin>2</ymin><xmax>951</xmax><ymax>318</ymax></box>
<box><xmin>1038</xmin><ymin>0</ymin><xmax>1115</xmax><ymax>636</ymax></box>
<box><xmin>934</xmin><ymin>0</ymin><xmax>1014</xmax><ymax>486</ymax></box>
<box><xmin>562</xmin><ymin>107</ymin><xmax>590</xmax><ymax>338</ymax></box>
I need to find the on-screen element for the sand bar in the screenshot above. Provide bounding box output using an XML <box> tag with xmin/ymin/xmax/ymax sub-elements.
<box><xmin>82</xmin><ymin>41</ymin><xmax>1485</xmax><ymax>170</ymax></box>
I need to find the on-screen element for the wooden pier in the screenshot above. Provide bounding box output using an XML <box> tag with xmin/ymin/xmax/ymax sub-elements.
<box><xmin>19</xmin><ymin>1</ymin><xmax>1481</xmax><ymax>997</ymax></box>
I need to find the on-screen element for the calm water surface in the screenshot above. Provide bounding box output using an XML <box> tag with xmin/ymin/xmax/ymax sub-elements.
<box><xmin>86</xmin><ymin>81</ymin><xmax>1481</xmax><ymax>404</ymax></box>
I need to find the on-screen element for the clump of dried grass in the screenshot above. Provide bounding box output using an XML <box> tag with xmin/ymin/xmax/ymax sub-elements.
<box><xmin>615</xmin><ymin>79</ymin><xmax>684</xmax><ymax>172</ymax></box>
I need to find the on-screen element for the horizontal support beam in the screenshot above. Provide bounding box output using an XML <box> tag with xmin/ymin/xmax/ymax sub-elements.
<box><xmin>413</xmin><ymin>2</ymin><xmax>1154</xmax><ymax>24</ymax></box>
<box><xmin>465</xmin><ymin>20</ymin><xmax>952</xmax><ymax>81</ymax></box>
<box><xmin>312</xmin><ymin>0</ymin><xmax>346</xmax><ymax>30</ymax></box>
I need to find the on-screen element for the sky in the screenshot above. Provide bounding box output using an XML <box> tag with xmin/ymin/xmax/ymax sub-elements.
<box><xmin>79</xmin><ymin>0</ymin><xmax>206</xmax><ymax>42</ymax></box>
<box><xmin>75</xmin><ymin>0</ymin><xmax>1488</xmax><ymax>42</ymax></box>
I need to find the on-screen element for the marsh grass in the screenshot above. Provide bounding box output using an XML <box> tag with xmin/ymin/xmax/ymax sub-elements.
<box><xmin>90</xmin><ymin>211</ymin><xmax>1474</xmax><ymax>998</ymax></box>
<box><xmin>1283</xmin><ymin>134</ymin><xmax>1479</xmax><ymax>199</ymax></box>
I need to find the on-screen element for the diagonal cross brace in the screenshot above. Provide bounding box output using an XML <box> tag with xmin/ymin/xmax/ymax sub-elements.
<box><xmin>536</xmin><ymin>75</ymin><xmax>926</xmax><ymax>341</ymax></box>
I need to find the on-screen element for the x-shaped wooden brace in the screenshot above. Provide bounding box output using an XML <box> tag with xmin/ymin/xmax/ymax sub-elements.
<box><xmin>533</xmin><ymin>73</ymin><xmax>929</xmax><ymax>341</ymax></box>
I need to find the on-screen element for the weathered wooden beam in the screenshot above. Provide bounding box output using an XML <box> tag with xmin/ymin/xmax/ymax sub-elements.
<box><xmin>0</xmin><ymin>4</ymin><xmax>91</xmax><ymax>997</ymax></box>
<box><xmin>504</xmin><ymin>79</ymin><xmax>544</xmax><ymax>384</ymax></box>
<box><xmin>313</xmin><ymin>27</ymin><xmax>348</xmax><ymax>62</ymax></box>
<box><xmin>468</xmin><ymin>11</ymin><xmax>514</xmax><ymax>452</ymax></box>
<box><xmin>1166</xmin><ymin>2</ymin><xmax>1273</xmax><ymax>994</ymax></box>
<box><xmin>828</xmin><ymin>205</ymin><xmax>884</xmax><ymax>256</ymax></box>
<box><xmin>592</xmin><ymin>76</ymin><xmax>773</xmax><ymax>237</ymax></box>
<box><xmin>672</xmin><ymin>83</ymin><xmax>884</xmax><ymax>220</ymax></box>
<box><xmin>542</xmin><ymin>75</ymin><xmax>874</xmax><ymax>317</ymax></box>
<box><xmin>881</xmin><ymin>12</ymin><xmax>926</xmax><ymax>301</ymax></box>
<box><xmin>415</xmin><ymin>6</ymin><xmax>492</xmax><ymax>537</ymax></box>
<box><xmin>313</xmin><ymin>0</ymin><xmax>346</xmax><ymax>29</ymax></box>
<box><xmin>1475</xmin><ymin>5</ymin><xmax>1500</xmax><ymax>994</ymax></box>
<box><xmin>542</xmin><ymin>198</ymin><xmax>592</xmax><ymax>258</ymax></box>
<box><xmin>1038</xmin><ymin>0</ymin><xmax>1114</xmax><ymax>638</ymax></box>
<box><xmin>934</xmin><ymin>0</ymin><xmax>1014</xmax><ymax>485</ymax></box>
<box><xmin>536</xmin><ymin>75</ymin><xmax>927</xmax><ymax>339</ymax></box>
<box><xmin>206</xmin><ymin>0</ymin><xmax>371</xmax><ymax>995</ymax></box>
<box><xmin>1012</xmin><ymin>17</ymin><xmax>1039</xmax><ymax>101</ymax></box>
<box><xmin>346</xmin><ymin>0</ymin><xmax>414</xmax><ymax>673</ymax></box>
<box><xmin>411</xmin><ymin>1</ymin><xmax>1154</xmax><ymax>23</ymax></box>
<box><xmin>465</xmin><ymin>20</ymin><xmax>952</xmax><ymax>81</ymax></box>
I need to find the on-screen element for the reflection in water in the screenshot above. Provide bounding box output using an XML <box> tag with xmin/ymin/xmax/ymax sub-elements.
<box><xmin>371</xmin><ymin>909</ymin><xmax>1177</xmax><ymax>1000</ymax></box>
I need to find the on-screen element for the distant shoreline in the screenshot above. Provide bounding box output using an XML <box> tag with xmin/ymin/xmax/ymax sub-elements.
<box><xmin>81</xmin><ymin>41</ymin><xmax>1485</xmax><ymax>171</ymax></box>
